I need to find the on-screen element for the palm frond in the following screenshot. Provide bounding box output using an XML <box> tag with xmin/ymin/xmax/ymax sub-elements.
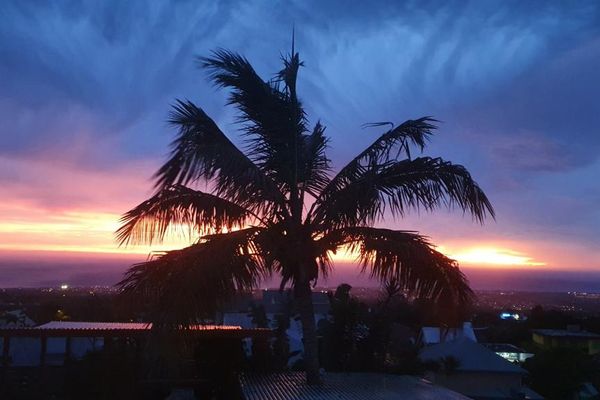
<box><xmin>357</xmin><ymin>116</ymin><xmax>437</xmax><ymax>163</ymax></box>
<box><xmin>154</xmin><ymin>99</ymin><xmax>286</xmax><ymax>215</ymax></box>
<box><xmin>116</xmin><ymin>185</ymin><xmax>253</xmax><ymax>246</ymax></box>
<box><xmin>276</xmin><ymin>46</ymin><xmax>303</xmax><ymax>99</ymax></box>
<box><xmin>250</xmin><ymin>225</ymin><xmax>331</xmax><ymax>290</ymax></box>
<box><xmin>320</xmin><ymin>227</ymin><xmax>473</xmax><ymax>310</ymax></box>
<box><xmin>199</xmin><ymin>50</ymin><xmax>307</xmax><ymax>191</ymax></box>
<box><xmin>311</xmin><ymin>156</ymin><xmax>494</xmax><ymax>230</ymax></box>
<box><xmin>309</xmin><ymin>117</ymin><xmax>437</xmax><ymax>218</ymax></box>
<box><xmin>300</xmin><ymin>121</ymin><xmax>331</xmax><ymax>197</ymax></box>
<box><xmin>200</xmin><ymin>50</ymin><xmax>330</xmax><ymax>200</ymax></box>
<box><xmin>117</xmin><ymin>228</ymin><xmax>270</xmax><ymax>326</ymax></box>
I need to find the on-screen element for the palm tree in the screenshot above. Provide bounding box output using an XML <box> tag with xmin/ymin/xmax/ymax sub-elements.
<box><xmin>116</xmin><ymin>48</ymin><xmax>494</xmax><ymax>384</ymax></box>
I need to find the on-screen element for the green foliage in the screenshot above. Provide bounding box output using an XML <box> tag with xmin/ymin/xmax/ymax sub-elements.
<box><xmin>245</xmin><ymin>300</ymin><xmax>298</xmax><ymax>372</ymax></box>
<box><xmin>65</xmin><ymin>348</ymin><xmax>142</xmax><ymax>400</ymax></box>
<box><xmin>249</xmin><ymin>303</ymin><xmax>269</xmax><ymax>328</ymax></box>
<box><xmin>193</xmin><ymin>338</ymin><xmax>245</xmax><ymax>399</ymax></box>
<box><xmin>319</xmin><ymin>284</ymin><xmax>427</xmax><ymax>375</ymax></box>
<box><xmin>319</xmin><ymin>284</ymin><xmax>368</xmax><ymax>371</ymax></box>
<box><xmin>524</xmin><ymin>347</ymin><xmax>598</xmax><ymax>400</ymax></box>
<box><xmin>272</xmin><ymin>313</ymin><xmax>295</xmax><ymax>369</ymax></box>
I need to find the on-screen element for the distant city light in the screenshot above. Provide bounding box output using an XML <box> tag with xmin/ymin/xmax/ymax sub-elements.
<box><xmin>499</xmin><ymin>312</ymin><xmax>526</xmax><ymax>321</ymax></box>
<box><xmin>60</xmin><ymin>284</ymin><xmax>69</xmax><ymax>290</ymax></box>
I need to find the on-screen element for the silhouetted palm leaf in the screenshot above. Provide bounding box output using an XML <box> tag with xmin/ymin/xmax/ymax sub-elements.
<box><xmin>300</xmin><ymin>121</ymin><xmax>331</xmax><ymax>197</ymax></box>
<box><xmin>199</xmin><ymin>50</ymin><xmax>305</xmax><ymax>189</ymax></box>
<box><xmin>116</xmin><ymin>185</ymin><xmax>256</xmax><ymax>245</ymax></box>
<box><xmin>118</xmin><ymin>228</ymin><xmax>269</xmax><ymax>326</ymax></box>
<box><xmin>319</xmin><ymin>227</ymin><xmax>473</xmax><ymax>309</ymax></box>
<box><xmin>155</xmin><ymin>99</ymin><xmax>286</xmax><ymax>216</ymax></box>
<box><xmin>311</xmin><ymin>156</ymin><xmax>494</xmax><ymax>231</ymax></box>
<box><xmin>311</xmin><ymin>117</ymin><xmax>437</xmax><ymax>207</ymax></box>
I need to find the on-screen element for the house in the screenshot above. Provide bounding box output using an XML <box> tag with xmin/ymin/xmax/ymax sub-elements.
<box><xmin>532</xmin><ymin>326</ymin><xmax>600</xmax><ymax>355</ymax></box>
<box><xmin>222</xmin><ymin>312</ymin><xmax>255</xmax><ymax>329</ymax></box>
<box><xmin>240</xmin><ymin>372</ymin><xmax>472</xmax><ymax>399</ymax></box>
<box><xmin>388</xmin><ymin>323</ymin><xmax>417</xmax><ymax>352</ymax></box>
<box><xmin>221</xmin><ymin>289</ymin><xmax>332</xmax><ymax>364</ymax></box>
<box><xmin>579</xmin><ymin>383</ymin><xmax>599</xmax><ymax>400</ymax></box>
<box><xmin>420</xmin><ymin>338</ymin><xmax>543</xmax><ymax>400</ymax></box>
<box><xmin>261</xmin><ymin>289</ymin><xmax>330</xmax><ymax>316</ymax></box>
<box><xmin>222</xmin><ymin>290</ymin><xmax>331</xmax><ymax>325</ymax></box>
<box><xmin>483</xmin><ymin>343</ymin><xmax>534</xmax><ymax>363</ymax></box>
<box><xmin>0</xmin><ymin>321</ymin><xmax>271</xmax><ymax>397</ymax></box>
<box><xmin>419</xmin><ymin>322</ymin><xmax>477</xmax><ymax>346</ymax></box>
<box><xmin>0</xmin><ymin>321</ymin><xmax>269</xmax><ymax>367</ymax></box>
<box><xmin>0</xmin><ymin>310</ymin><xmax>35</xmax><ymax>328</ymax></box>
<box><xmin>262</xmin><ymin>290</ymin><xmax>292</xmax><ymax>314</ymax></box>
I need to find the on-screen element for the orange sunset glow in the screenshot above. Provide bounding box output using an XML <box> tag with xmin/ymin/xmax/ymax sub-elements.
<box><xmin>2</xmin><ymin>193</ymin><xmax>598</xmax><ymax>276</ymax></box>
<box><xmin>0</xmin><ymin>210</ymin><xmax>188</xmax><ymax>255</ymax></box>
<box><xmin>0</xmin><ymin>202</ymin><xmax>548</xmax><ymax>268</ymax></box>
<box><xmin>330</xmin><ymin>243</ymin><xmax>546</xmax><ymax>268</ymax></box>
<box><xmin>443</xmin><ymin>247</ymin><xmax>546</xmax><ymax>267</ymax></box>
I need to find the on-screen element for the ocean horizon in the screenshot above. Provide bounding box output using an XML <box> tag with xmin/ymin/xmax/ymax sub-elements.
<box><xmin>0</xmin><ymin>251</ymin><xmax>599</xmax><ymax>293</ymax></box>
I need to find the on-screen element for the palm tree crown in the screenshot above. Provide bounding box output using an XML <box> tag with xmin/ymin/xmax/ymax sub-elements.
<box><xmin>116</xmin><ymin>48</ymin><xmax>494</xmax><ymax>384</ymax></box>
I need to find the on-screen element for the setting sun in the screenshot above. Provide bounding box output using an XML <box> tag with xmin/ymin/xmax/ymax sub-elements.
<box><xmin>331</xmin><ymin>245</ymin><xmax>546</xmax><ymax>268</ymax></box>
<box><xmin>446</xmin><ymin>247</ymin><xmax>545</xmax><ymax>267</ymax></box>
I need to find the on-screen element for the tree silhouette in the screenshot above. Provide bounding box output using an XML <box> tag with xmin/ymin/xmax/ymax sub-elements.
<box><xmin>116</xmin><ymin>47</ymin><xmax>494</xmax><ymax>384</ymax></box>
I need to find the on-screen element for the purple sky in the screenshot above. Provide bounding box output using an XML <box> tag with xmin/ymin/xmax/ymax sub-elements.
<box><xmin>0</xmin><ymin>1</ymin><xmax>599</xmax><ymax>287</ymax></box>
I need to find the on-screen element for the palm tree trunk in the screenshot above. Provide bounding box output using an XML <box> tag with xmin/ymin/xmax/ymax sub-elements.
<box><xmin>295</xmin><ymin>279</ymin><xmax>321</xmax><ymax>385</ymax></box>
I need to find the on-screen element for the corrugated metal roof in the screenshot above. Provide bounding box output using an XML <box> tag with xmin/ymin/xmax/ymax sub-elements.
<box><xmin>35</xmin><ymin>321</ymin><xmax>242</xmax><ymax>330</ymax></box>
<box><xmin>1</xmin><ymin>321</ymin><xmax>271</xmax><ymax>339</ymax></box>
<box><xmin>37</xmin><ymin>322</ymin><xmax>151</xmax><ymax>330</ymax></box>
<box><xmin>240</xmin><ymin>372</ymin><xmax>472</xmax><ymax>400</ymax></box>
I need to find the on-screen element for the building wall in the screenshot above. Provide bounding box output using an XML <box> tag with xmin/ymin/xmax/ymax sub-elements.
<box><xmin>532</xmin><ymin>332</ymin><xmax>547</xmax><ymax>347</ymax></box>
<box><xmin>3</xmin><ymin>336</ymin><xmax>103</xmax><ymax>367</ymax></box>
<box><xmin>589</xmin><ymin>339</ymin><xmax>600</xmax><ymax>355</ymax></box>
<box><xmin>9</xmin><ymin>337</ymin><xmax>41</xmax><ymax>366</ymax></box>
<box><xmin>533</xmin><ymin>333</ymin><xmax>600</xmax><ymax>355</ymax></box>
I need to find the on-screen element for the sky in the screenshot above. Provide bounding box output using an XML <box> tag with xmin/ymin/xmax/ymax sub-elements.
<box><xmin>1</xmin><ymin>1</ymin><xmax>599</xmax><ymax>287</ymax></box>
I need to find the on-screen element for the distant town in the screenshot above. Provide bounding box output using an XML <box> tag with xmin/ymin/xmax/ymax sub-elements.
<box><xmin>2</xmin><ymin>284</ymin><xmax>600</xmax><ymax>398</ymax></box>
<box><xmin>2</xmin><ymin>286</ymin><xmax>600</xmax><ymax>323</ymax></box>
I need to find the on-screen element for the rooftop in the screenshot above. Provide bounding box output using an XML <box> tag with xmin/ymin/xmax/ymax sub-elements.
<box><xmin>533</xmin><ymin>328</ymin><xmax>600</xmax><ymax>339</ymax></box>
<box><xmin>483</xmin><ymin>343</ymin><xmax>529</xmax><ymax>353</ymax></box>
<box><xmin>38</xmin><ymin>321</ymin><xmax>152</xmax><ymax>330</ymax></box>
<box><xmin>420</xmin><ymin>338</ymin><xmax>526</xmax><ymax>374</ymax></box>
<box><xmin>0</xmin><ymin>321</ymin><xmax>271</xmax><ymax>338</ymax></box>
<box><xmin>36</xmin><ymin>321</ymin><xmax>241</xmax><ymax>330</ymax></box>
<box><xmin>240</xmin><ymin>372</ymin><xmax>471</xmax><ymax>400</ymax></box>
<box><xmin>420</xmin><ymin>322</ymin><xmax>477</xmax><ymax>345</ymax></box>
